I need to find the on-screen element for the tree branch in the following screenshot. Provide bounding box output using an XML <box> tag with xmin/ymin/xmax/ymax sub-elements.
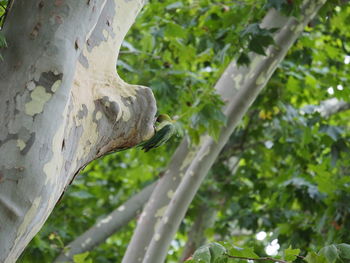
<box><xmin>121</xmin><ymin>139</ymin><xmax>192</xmax><ymax>263</ymax></box>
<box><xmin>225</xmin><ymin>254</ymin><xmax>288</xmax><ymax>263</ymax></box>
<box><xmin>54</xmin><ymin>181</ymin><xmax>157</xmax><ymax>262</ymax></box>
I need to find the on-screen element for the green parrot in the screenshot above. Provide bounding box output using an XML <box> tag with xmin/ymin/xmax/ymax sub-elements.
<box><xmin>139</xmin><ymin>114</ymin><xmax>176</xmax><ymax>152</ymax></box>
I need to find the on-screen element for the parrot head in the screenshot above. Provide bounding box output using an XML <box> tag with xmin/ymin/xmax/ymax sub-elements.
<box><xmin>156</xmin><ymin>114</ymin><xmax>172</xmax><ymax>123</ymax></box>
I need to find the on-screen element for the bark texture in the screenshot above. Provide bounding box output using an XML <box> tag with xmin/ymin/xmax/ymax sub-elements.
<box><xmin>0</xmin><ymin>0</ymin><xmax>155</xmax><ymax>261</ymax></box>
<box><xmin>122</xmin><ymin>139</ymin><xmax>194</xmax><ymax>263</ymax></box>
<box><xmin>140</xmin><ymin>1</ymin><xmax>327</xmax><ymax>263</ymax></box>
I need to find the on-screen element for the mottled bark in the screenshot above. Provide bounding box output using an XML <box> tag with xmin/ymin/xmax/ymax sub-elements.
<box><xmin>0</xmin><ymin>0</ymin><xmax>155</xmax><ymax>261</ymax></box>
<box><xmin>122</xmin><ymin>139</ymin><xmax>194</xmax><ymax>263</ymax></box>
<box><xmin>55</xmin><ymin>181</ymin><xmax>156</xmax><ymax>262</ymax></box>
<box><xmin>141</xmin><ymin>1</ymin><xmax>327</xmax><ymax>263</ymax></box>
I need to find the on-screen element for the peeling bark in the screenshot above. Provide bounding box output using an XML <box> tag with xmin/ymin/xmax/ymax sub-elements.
<box><xmin>0</xmin><ymin>0</ymin><xmax>156</xmax><ymax>261</ymax></box>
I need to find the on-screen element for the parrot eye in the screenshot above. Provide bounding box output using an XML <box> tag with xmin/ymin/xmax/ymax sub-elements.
<box><xmin>156</xmin><ymin>115</ymin><xmax>164</xmax><ymax>122</ymax></box>
<box><xmin>156</xmin><ymin>114</ymin><xmax>171</xmax><ymax>123</ymax></box>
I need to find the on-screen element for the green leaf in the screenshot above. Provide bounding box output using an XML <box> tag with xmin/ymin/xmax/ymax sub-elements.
<box><xmin>192</xmin><ymin>243</ymin><xmax>226</xmax><ymax>263</ymax></box>
<box><xmin>0</xmin><ymin>32</ymin><xmax>6</xmax><ymax>48</ymax></box>
<box><xmin>0</xmin><ymin>31</ymin><xmax>7</xmax><ymax>60</ymax></box>
<box><xmin>142</xmin><ymin>33</ymin><xmax>155</xmax><ymax>52</ymax></box>
<box><xmin>228</xmin><ymin>246</ymin><xmax>259</xmax><ymax>259</ymax></box>
<box><xmin>241</xmin><ymin>23</ymin><xmax>261</xmax><ymax>37</ymax></box>
<box><xmin>248</xmin><ymin>38</ymin><xmax>267</xmax><ymax>56</ymax></box>
<box><xmin>73</xmin><ymin>252</ymin><xmax>92</xmax><ymax>263</ymax></box>
<box><xmin>237</xmin><ymin>53</ymin><xmax>250</xmax><ymax>65</ymax></box>
<box><xmin>213</xmin><ymin>255</ymin><xmax>228</xmax><ymax>263</ymax></box>
<box><xmin>319</xmin><ymin>125</ymin><xmax>343</xmax><ymax>141</ymax></box>
<box><xmin>248</xmin><ymin>34</ymin><xmax>274</xmax><ymax>56</ymax></box>
<box><xmin>166</xmin><ymin>1</ymin><xmax>183</xmax><ymax>10</ymax></box>
<box><xmin>208</xmin><ymin>242</ymin><xmax>227</xmax><ymax>260</ymax></box>
<box><xmin>305</xmin><ymin>252</ymin><xmax>327</xmax><ymax>263</ymax></box>
<box><xmin>164</xmin><ymin>23</ymin><xmax>187</xmax><ymax>39</ymax></box>
<box><xmin>336</xmin><ymin>243</ymin><xmax>350</xmax><ymax>260</ymax></box>
<box><xmin>193</xmin><ymin>246</ymin><xmax>211</xmax><ymax>263</ymax></box>
<box><xmin>257</xmin><ymin>34</ymin><xmax>275</xmax><ymax>47</ymax></box>
<box><xmin>284</xmin><ymin>247</ymin><xmax>301</xmax><ymax>261</ymax></box>
<box><xmin>319</xmin><ymin>245</ymin><xmax>339</xmax><ymax>263</ymax></box>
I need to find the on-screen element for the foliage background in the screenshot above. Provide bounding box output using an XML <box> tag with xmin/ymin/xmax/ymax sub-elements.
<box><xmin>3</xmin><ymin>0</ymin><xmax>348</xmax><ymax>262</ymax></box>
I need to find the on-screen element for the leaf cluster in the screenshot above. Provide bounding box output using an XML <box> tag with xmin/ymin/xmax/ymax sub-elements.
<box><xmin>187</xmin><ymin>242</ymin><xmax>350</xmax><ymax>263</ymax></box>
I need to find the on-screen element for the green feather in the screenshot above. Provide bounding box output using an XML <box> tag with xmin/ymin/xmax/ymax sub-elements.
<box><xmin>139</xmin><ymin>116</ymin><xmax>176</xmax><ymax>152</ymax></box>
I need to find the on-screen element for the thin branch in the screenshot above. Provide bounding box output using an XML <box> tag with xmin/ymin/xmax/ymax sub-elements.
<box><xmin>225</xmin><ymin>254</ymin><xmax>289</xmax><ymax>263</ymax></box>
<box><xmin>54</xmin><ymin>181</ymin><xmax>157</xmax><ymax>262</ymax></box>
<box><xmin>119</xmin><ymin>50</ymin><xmax>161</xmax><ymax>59</ymax></box>
<box><xmin>0</xmin><ymin>3</ymin><xmax>6</xmax><ymax>11</ymax></box>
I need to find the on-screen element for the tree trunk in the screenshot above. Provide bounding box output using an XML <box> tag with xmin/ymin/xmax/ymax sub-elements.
<box><xmin>0</xmin><ymin>0</ymin><xmax>155</xmax><ymax>261</ymax></box>
<box><xmin>122</xmin><ymin>139</ymin><xmax>193</xmax><ymax>263</ymax></box>
<box><xmin>140</xmin><ymin>1</ymin><xmax>327</xmax><ymax>263</ymax></box>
